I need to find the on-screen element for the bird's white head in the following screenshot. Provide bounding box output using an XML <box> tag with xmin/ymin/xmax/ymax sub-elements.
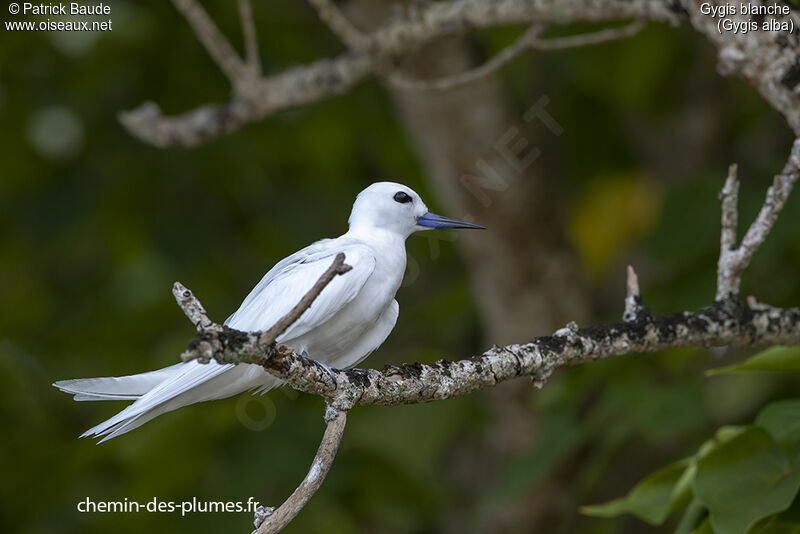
<box><xmin>347</xmin><ymin>182</ymin><xmax>485</xmax><ymax>239</ymax></box>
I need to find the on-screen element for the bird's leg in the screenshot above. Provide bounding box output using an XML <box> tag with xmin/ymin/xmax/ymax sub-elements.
<box><xmin>301</xmin><ymin>349</ymin><xmax>338</xmax><ymax>388</ymax></box>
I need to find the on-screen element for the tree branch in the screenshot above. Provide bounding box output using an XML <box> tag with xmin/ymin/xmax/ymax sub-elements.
<box><xmin>386</xmin><ymin>24</ymin><xmax>545</xmax><ymax>92</ymax></box>
<box><xmin>387</xmin><ymin>20</ymin><xmax>645</xmax><ymax>93</ymax></box>
<box><xmin>120</xmin><ymin>0</ymin><xmax>680</xmax><ymax>147</ymax></box>
<box><xmin>716</xmin><ymin>139</ymin><xmax>800</xmax><ymax>300</ymax></box>
<box><xmin>528</xmin><ymin>19</ymin><xmax>646</xmax><ymax>50</ymax></box>
<box><xmin>253</xmin><ymin>408</ymin><xmax>347</xmax><ymax>534</ymax></box>
<box><xmin>180</xmin><ymin>290</ymin><xmax>800</xmax><ymax>410</ymax></box>
<box><xmin>623</xmin><ymin>264</ymin><xmax>647</xmax><ymax>322</ymax></box>
<box><xmin>120</xmin><ymin>1</ymin><xmax>800</xmax><ymax>146</ymax></box>
<box><xmin>309</xmin><ymin>0</ymin><xmax>371</xmax><ymax>52</ymax></box>
<box><xmin>171</xmin><ymin>0</ymin><xmax>248</xmax><ymax>84</ymax></box>
<box><xmin>238</xmin><ymin>0</ymin><xmax>261</xmax><ymax>76</ymax></box>
<box><xmin>119</xmin><ymin>54</ymin><xmax>372</xmax><ymax>148</ymax></box>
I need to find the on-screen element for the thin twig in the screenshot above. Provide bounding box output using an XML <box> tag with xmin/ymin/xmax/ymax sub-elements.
<box><xmin>388</xmin><ymin>25</ymin><xmax>543</xmax><ymax>91</ymax></box>
<box><xmin>716</xmin><ymin>164</ymin><xmax>740</xmax><ymax>299</ymax></box>
<box><xmin>309</xmin><ymin>0</ymin><xmax>371</xmax><ymax>51</ymax></box>
<box><xmin>736</xmin><ymin>156</ymin><xmax>800</xmax><ymax>271</ymax></box>
<box><xmin>715</xmin><ymin>140</ymin><xmax>800</xmax><ymax>300</ymax></box>
<box><xmin>388</xmin><ymin>21</ymin><xmax>644</xmax><ymax>92</ymax></box>
<box><xmin>174</xmin><ymin>253</ymin><xmax>352</xmax><ymax>359</ymax></box>
<box><xmin>171</xmin><ymin>0</ymin><xmax>248</xmax><ymax>84</ymax></box>
<box><xmin>238</xmin><ymin>0</ymin><xmax>261</xmax><ymax>76</ymax></box>
<box><xmin>260</xmin><ymin>253</ymin><xmax>352</xmax><ymax>344</ymax></box>
<box><xmin>254</xmin><ymin>408</ymin><xmax>347</xmax><ymax>534</ymax></box>
<box><xmin>529</xmin><ymin>19</ymin><xmax>646</xmax><ymax>50</ymax></box>
<box><xmin>173</xmin><ymin>283</ymin><xmax>221</xmax><ymax>333</ymax></box>
<box><xmin>623</xmin><ymin>264</ymin><xmax>647</xmax><ymax>322</ymax></box>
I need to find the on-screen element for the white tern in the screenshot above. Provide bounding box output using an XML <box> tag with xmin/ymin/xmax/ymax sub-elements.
<box><xmin>54</xmin><ymin>182</ymin><xmax>484</xmax><ymax>442</ymax></box>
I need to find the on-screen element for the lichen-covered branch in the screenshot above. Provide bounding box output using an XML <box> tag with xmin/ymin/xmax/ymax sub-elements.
<box><xmin>121</xmin><ymin>0</ymin><xmax>800</xmax><ymax>147</ymax></box>
<box><xmin>119</xmin><ymin>54</ymin><xmax>372</xmax><ymax>148</ymax></box>
<box><xmin>716</xmin><ymin>139</ymin><xmax>800</xmax><ymax>300</ymax></box>
<box><xmin>179</xmin><ymin>288</ymin><xmax>800</xmax><ymax>411</ymax></box>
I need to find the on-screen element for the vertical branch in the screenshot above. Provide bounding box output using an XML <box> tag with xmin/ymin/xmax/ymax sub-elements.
<box><xmin>238</xmin><ymin>0</ymin><xmax>261</xmax><ymax>76</ymax></box>
<box><xmin>736</xmin><ymin>151</ymin><xmax>800</xmax><ymax>268</ymax></box>
<box><xmin>623</xmin><ymin>264</ymin><xmax>647</xmax><ymax>322</ymax></box>
<box><xmin>171</xmin><ymin>0</ymin><xmax>248</xmax><ymax>84</ymax></box>
<box><xmin>254</xmin><ymin>409</ymin><xmax>348</xmax><ymax>534</ymax></box>
<box><xmin>716</xmin><ymin>140</ymin><xmax>800</xmax><ymax>301</ymax></box>
<box><xmin>308</xmin><ymin>0</ymin><xmax>371</xmax><ymax>51</ymax></box>
<box><xmin>716</xmin><ymin>164</ymin><xmax>740</xmax><ymax>300</ymax></box>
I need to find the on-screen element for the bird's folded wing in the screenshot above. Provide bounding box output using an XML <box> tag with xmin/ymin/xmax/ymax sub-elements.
<box><xmin>224</xmin><ymin>240</ymin><xmax>376</xmax><ymax>341</ymax></box>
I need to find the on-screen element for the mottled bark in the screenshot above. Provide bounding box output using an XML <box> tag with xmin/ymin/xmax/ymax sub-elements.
<box><xmin>177</xmin><ymin>287</ymin><xmax>800</xmax><ymax>410</ymax></box>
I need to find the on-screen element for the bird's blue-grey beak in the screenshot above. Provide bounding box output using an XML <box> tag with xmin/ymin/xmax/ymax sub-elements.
<box><xmin>416</xmin><ymin>212</ymin><xmax>486</xmax><ymax>230</ymax></box>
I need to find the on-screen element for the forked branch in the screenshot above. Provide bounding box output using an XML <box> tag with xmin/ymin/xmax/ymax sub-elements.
<box><xmin>715</xmin><ymin>139</ymin><xmax>800</xmax><ymax>300</ymax></box>
<box><xmin>121</xmin><ymin>1</ymin><xmax>800</xmax><ymax>147</ymax></box>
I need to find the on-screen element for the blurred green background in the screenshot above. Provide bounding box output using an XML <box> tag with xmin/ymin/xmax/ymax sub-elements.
<box><xmin>1</xmin><ymin>1</ymin><xmax>799</xmax><ymax>533</ymax></box>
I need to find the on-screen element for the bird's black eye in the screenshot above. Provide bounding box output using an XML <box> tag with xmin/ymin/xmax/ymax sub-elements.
<box><xmin>393</xmin><ymin>191</ymin><xmax>412</xmax><ymax>204</ymax></box>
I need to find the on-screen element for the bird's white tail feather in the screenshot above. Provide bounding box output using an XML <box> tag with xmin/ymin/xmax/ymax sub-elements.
<box><xmin>55</xmin><ymin>361</ymin><xmax>277</xmax><ymax>443</ymax></box>
<box><xmin>53</xmin><ymin>363</ymin><xmax>184</xmax><ymax>401</ymax></box>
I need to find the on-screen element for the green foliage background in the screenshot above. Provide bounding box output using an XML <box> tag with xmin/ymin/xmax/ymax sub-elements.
<box><xmin>1</xmin><ymin>2</ymin><xmax>800</xmax><ymax>533</ymax></box>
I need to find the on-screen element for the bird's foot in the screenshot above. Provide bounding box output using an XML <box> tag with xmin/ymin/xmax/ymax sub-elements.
<box><xmin>301</xmin><ymin>350</ymin><xmax>338</xmax><ymax>388</ymax></box>
<box><xmin>346</xmin><ymin>367</ymin><xmax>369</xmax><ymax>375</ymax></box>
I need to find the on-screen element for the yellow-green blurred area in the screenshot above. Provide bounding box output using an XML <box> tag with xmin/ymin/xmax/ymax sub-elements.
<box><xmin>1</xmin><ymin>2</ymin><xmax>800</xmax><ymax>534</ymax></box>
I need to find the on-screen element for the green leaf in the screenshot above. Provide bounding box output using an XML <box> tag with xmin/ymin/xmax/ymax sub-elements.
<box><xmin>696</xmin><ymin>426</ymin><xmax>748</xmax><ymax>459</ymax></box>
<box><xmin>692</xmin><ymin>518</ymin><xmax>714</xmax><ymax>534</ymax></box>
<box><xmin>675</xmin><ymin>499</ymin><xmax>707</xmax><ymax>534</ymax></box>
<box><xmin>581</xmin><ymin>426</ymin><xmax>746</xmax><ymax>527</ymax></box>
<box><xmin>757</xmin><ymin>400</ymin><xmax>800</xmax><ymax>443</ymax></box>
<box><xmin>749</xmin><ymin>493</ymin><xmax>800</xmax><ymax>533</ymax></box>
<box><xmin>707</xmin><ymin>347</ymin><xmax>800</xmax><ymax>376</ymax></box>
<box><xmin>693</xmin><ymin>427</ymin><xmax>800</xmax><ymax>534</ymax></box>
<box><xmin>581</xmin><ymin>459</ymin><xmax>690</xmax><ymax>525</ymax></box>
